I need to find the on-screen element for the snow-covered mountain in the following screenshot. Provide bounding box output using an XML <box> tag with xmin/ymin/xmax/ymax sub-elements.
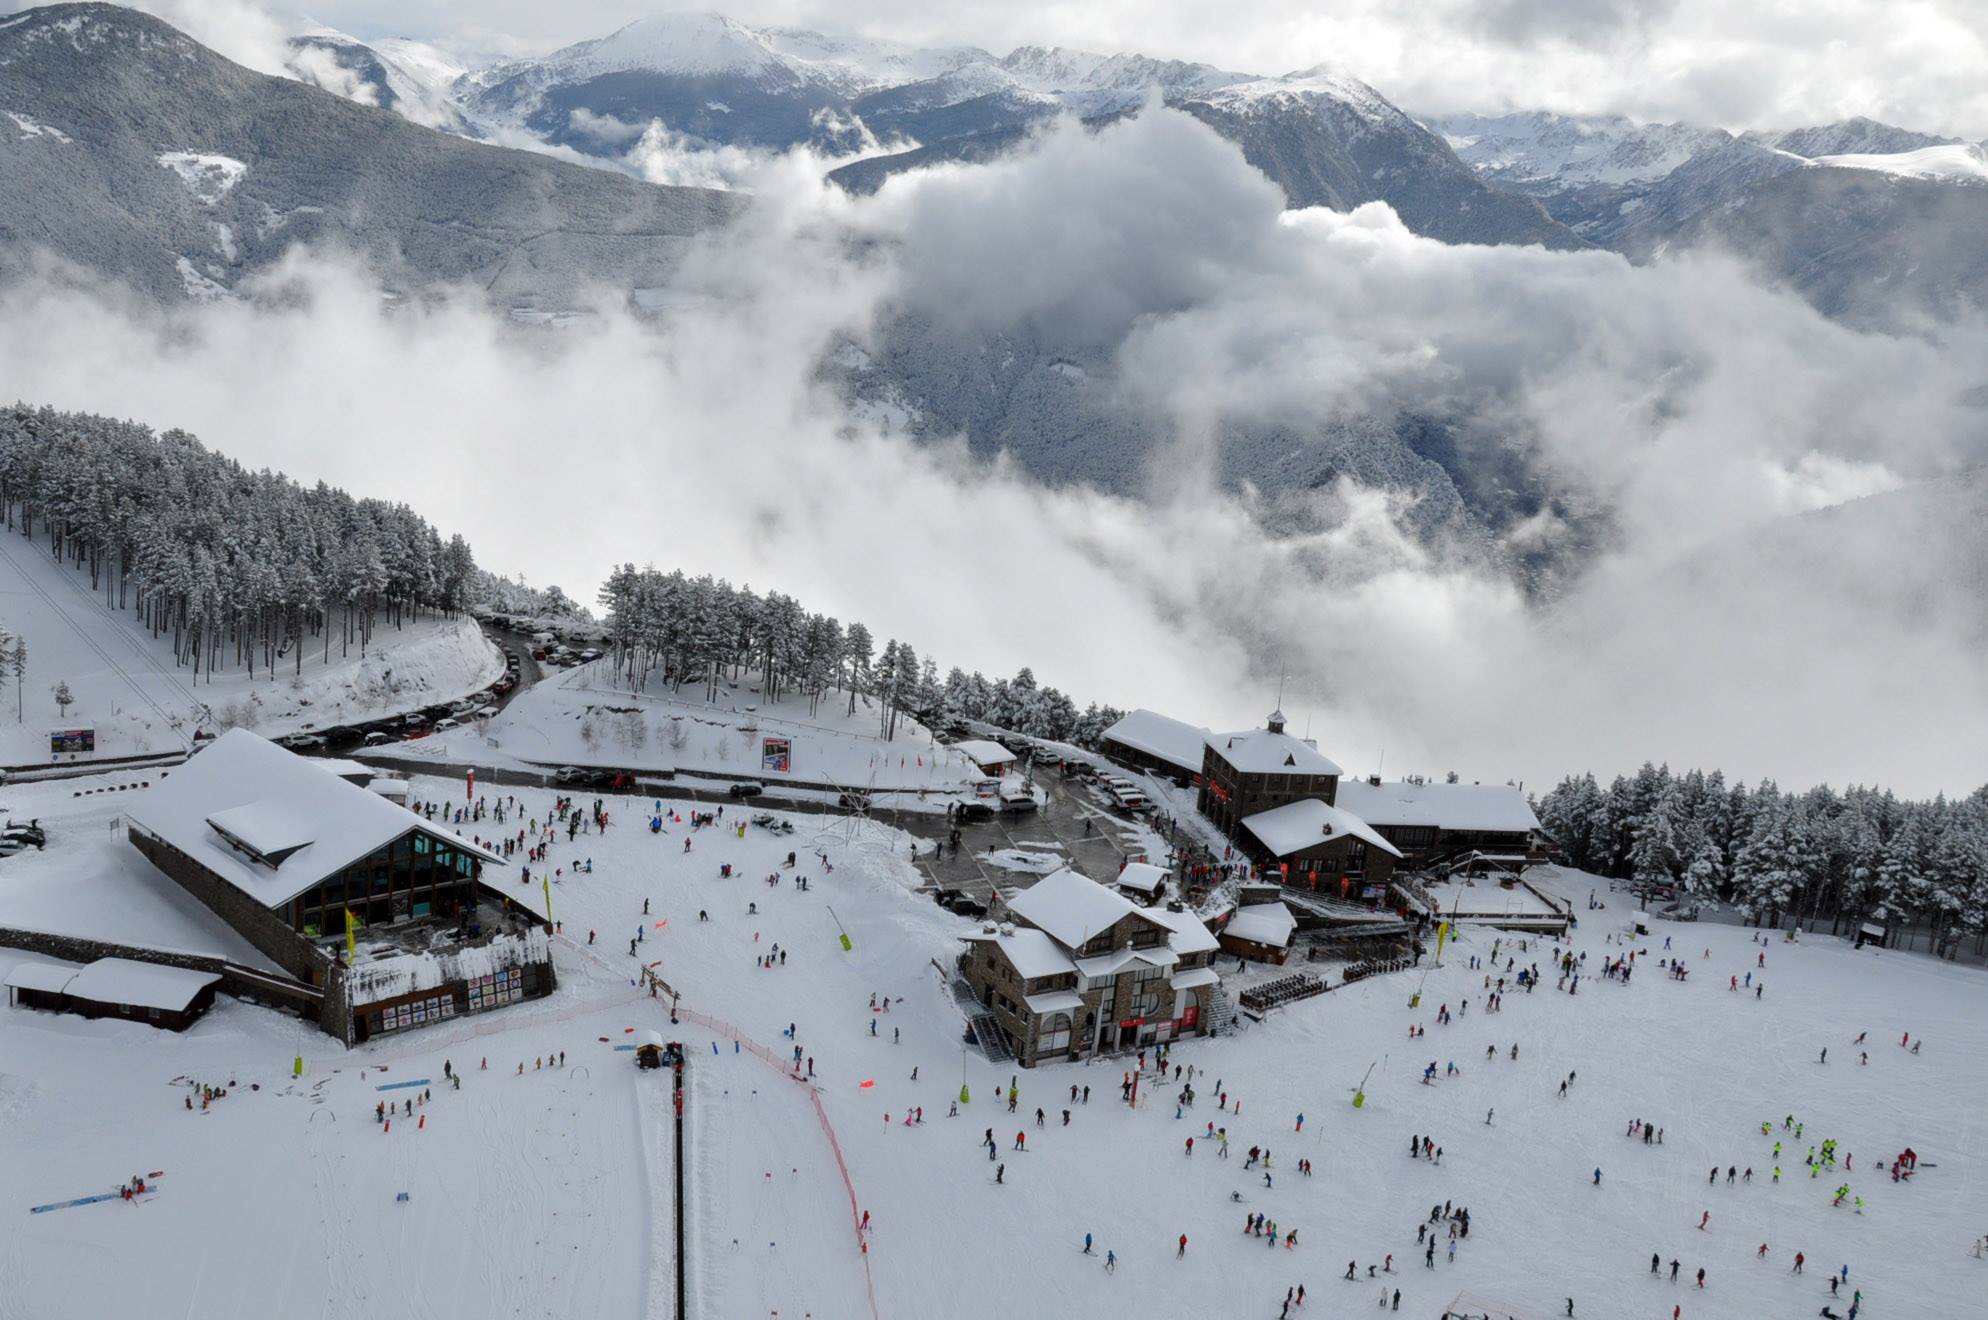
<box><xmin>1419</xmin><ymin>106</ymin><xmax>1988</xmax><ymax>322</ymax></box>
<box><xmin>0</xmin><ymin>4</ymin><xmax>737</xmax><ymax>305</ymax></box>
<box><xmin>284</xmin><ymin>27</ymin><xmax>471</xmax><ymax>133</ymax></box>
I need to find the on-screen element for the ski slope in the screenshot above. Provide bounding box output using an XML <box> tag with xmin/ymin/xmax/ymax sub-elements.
<box><xmin>0</xmin><ymin>530</ymin><xmax>502</xmax><ymax>767</ymax></box>
<box><xmin>2</xmin><ymin>769</ymin><xmax>1983</xmax><ymax>1319</ymax></box>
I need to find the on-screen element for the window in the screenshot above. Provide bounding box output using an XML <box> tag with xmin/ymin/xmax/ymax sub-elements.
<box><xmin>1039</xmin><ymin>1013</ymin><xmax>1072</xmax><ymax>1054</ymax></box>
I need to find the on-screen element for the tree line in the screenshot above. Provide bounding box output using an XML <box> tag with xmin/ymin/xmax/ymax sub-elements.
<box><xmin>1537</xmin><ymin>763</ymin><xmax>1988</xmax><ymax>957</ymax></box>
<box><xmin>0</xmin><ymin>404</ymin><xmax>477</xmax><ymax>682</ymax></box>
<box><xmin>595</xmin><ymin>566</ymin><xmax>1122</xmax><ymax>744</ymax></box>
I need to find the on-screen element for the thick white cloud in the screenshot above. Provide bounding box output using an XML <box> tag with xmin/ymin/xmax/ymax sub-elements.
<box><xmin>98</xmin><ymin>0</ymin><xmax>1988</xmax><ymax>139</ymax></box>
<box><xmin>0</xmin><ymin>108</ymin><xmax>1983</xmax><ymax>801</ymax></box>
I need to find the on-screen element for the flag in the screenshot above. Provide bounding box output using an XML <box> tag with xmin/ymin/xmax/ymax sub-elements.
<box><xmin>1435</xmin><ymin>920</ymin><xmax>1450</xmax><ymax>961</ymax></box>
<box><xmin>542</xmin><ymin>876</ymin><xmax>553</xmax><ymax>922</ymax></box>
<box><xmin>466</xmin><ymin>768</ymin><xmax>474</xmax><ymax>801</ymax></box>
<box><xmin>344</xmin><ymin>908</ymin><xmax>359</xmax><ymax>958</ymax></box>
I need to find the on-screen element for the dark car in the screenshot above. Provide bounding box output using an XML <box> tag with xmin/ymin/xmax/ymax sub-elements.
<box><xmin>838</xmin><ymin>791</ymin><xmax>872</xmax><ymax>811</ymax></box>
<box><xmin>954</xmin><ymin>800</ymin><xmax>995</xmax><ymax>822</ymax></box>
<box><xmin>952</xmin><ymin>898</ymin><xmax>988</xmax><ymax>919</ymax></box>
<box><xmin>728</xmin><ymin>781</ymin><xmax>765</xmax><ymax>799</ymax></box>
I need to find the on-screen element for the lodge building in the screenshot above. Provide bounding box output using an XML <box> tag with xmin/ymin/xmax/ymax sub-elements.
<box><xmin>960</xmin><ymin>869</ymin><xmax>1221</xmax><ymax>1067</ymax></box>
<box><xmin>123</xmin><ymin>729</ymin><xmax>555</xmax><ymax>1044</ymax></box>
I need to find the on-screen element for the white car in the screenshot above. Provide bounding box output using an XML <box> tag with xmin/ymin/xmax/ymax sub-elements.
<box><xmin>433</xmin><ymin>718</ymin><xmax>462</xmax><ymax>732</ymax></box>
<box><xmin>475</xmin><ymin>705</ymin><xmax>500</xmax><ymax>719</ymax></box>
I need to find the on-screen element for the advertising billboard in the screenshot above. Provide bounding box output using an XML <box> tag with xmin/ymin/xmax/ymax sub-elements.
<box><xmin>761</xmin><ymin>736</ymin><xmax>791</xmax><ymax>773</ymax></box>
<box><xmin>50</xmin><ymin>727</ymin><xmax>95</xmax><ymax>758</ymax></box>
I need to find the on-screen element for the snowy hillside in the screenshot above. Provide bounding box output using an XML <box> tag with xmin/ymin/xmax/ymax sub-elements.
<box><xmin>3</xmin><ymin>763</ymin><xmax>1983</xmax><ymax>1320</ymax></box>
<box><xmin>1427</xmin><ymin>110</ymin><xmax>1731</xmax><ymax>187</ymax></box>
<box><xmin>1812</xmin><ymin>142</ymin><xmax>1988</xmax><ymax>183</ymax></box>
<box><xmin>0</xmin><ymin>528</ymin><xmax>502</xmax><ymax>769</ymax></box>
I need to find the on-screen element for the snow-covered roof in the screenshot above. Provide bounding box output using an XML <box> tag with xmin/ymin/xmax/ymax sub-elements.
<box><xmin>1006</xmin><ymin>868</ymin><xmax>1160</xmax><ymax>950</ymax></box>
<box><xmin>1223</xmin><ymin>903</ymin><xmax>1297</xmax><ymax>948</ymax></box>
<box><xmin>1142</xmin><ymin>905</ymin><xmax>1220</xmax><ymax>956</ymax></box>
<box><xmin>63</xmin><ymin>958</ymin><xmax>220</xmax><ymax>1011</ymax></box>
<box><xmin>5</xmin><ymin>961</ymin><xmax>78</xmax><ymax>995</ymax></box>
<box><xmin>205</xmin><ymin>801</ymin><xmax>317</xmax><ymax>865</ymax></box>
<box><xmin>964</xmin><ymin>926</ymin><xmax>1078</xmax><ymax>981</ymax></box>
<box><xmin>1334</xmin><ymin>780</ymin><xmax>1541</xmax><ymax>835</ymax></box>
<box><xmin>1115</xmin><ymin>861</ymin><xmax>1168</xmax><ymax>893</ymax></box>
<box><xmin>315</xmin><ymin>758</ymin><xmax>375</xmax><ymax>783</ymax></box>
<box><xmin>1101</xmin><ymin>709</ymin><xmax>1210</xmax><ymax>774</ymax></box>
<box><xmin>1170</xmin><ymin>965</ymin><xmax>1220</xmax><ymax>991</ymax></box>
<box><xmin>1023</xmin><ymin>989</ymin><xmax>1085</xmax><ymax>1015</ymax></box>
<box><xmin>1075</xmin><ymin>945</ymin><xmax>1178</xmax><ymax>979</ymax></box>
<box><xmin>1206</xmin><ymin>727</ymin><xmax>1342</xmax><ymax>777</ymax></box>
<box><xmin>1241</xmin><ymin>797</ymin><xmax>1403</xmax><ymax>859</ymax></box>
<box><xmin>125</xmin><ymin>729</ymin><xmax>505</xmax><ymax>909</ymax></box>
<box><xmin>953</xmin><ymin>739</ymin><xmax>1017</xmax><ymax>767</ymax></box>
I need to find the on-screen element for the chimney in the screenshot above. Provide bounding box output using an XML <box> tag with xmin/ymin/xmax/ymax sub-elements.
<box><xmin>1267</xmin><ymin>709</ymin><xmax>1287</xmax><ymax>734</ymax></box>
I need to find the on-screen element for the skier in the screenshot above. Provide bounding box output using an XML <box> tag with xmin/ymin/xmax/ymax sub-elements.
<box><xmin>1082</xmin><ymin>1232</ymin><xmax>1093</xmax><ymax>1255</ymax></box>
<box><xmin>1177</xmin><ymin>1233</ymin><xmax>1188</xmax><ymax>1259</ymax></box>
<box><xmin>1593</xmin><ymin>1168</ymin><xmax>1602</xmax><ymax>1186</ymax></box>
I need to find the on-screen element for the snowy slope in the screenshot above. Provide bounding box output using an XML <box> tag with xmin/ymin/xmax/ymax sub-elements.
<box><xmin>284</xmin><ymin>26</ymin><xmax>470</xmax><ymax>132</ymax></box>
<box><xmin>3</xmin><ymin>764</ymin><xmax>1983</xmax><ymax>1320</ymax></box>
<box><xmin>1427</xmin><ymin>110</ymin><xmax>1730</xmax><ymax>187</ymax></box>
<box><xmin>1811</xmin><ymin>142</ymin><xmax>1988</xmax><ymax>183</ymax></box>
<box><xmin>0</xmin><ymin>529</ymin><xmax>503</xmax><ymax>767</ymax></box>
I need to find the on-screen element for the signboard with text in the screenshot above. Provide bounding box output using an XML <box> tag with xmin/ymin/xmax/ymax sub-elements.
<box><xmin>761</xmin><ymin>736</ymin><xmax>791</xmax><ymax>773</ymax></box>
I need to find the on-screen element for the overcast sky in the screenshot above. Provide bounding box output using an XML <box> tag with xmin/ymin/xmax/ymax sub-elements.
<box><xmin>113</xmin><ymin>0</ymin><xmax>1988</xmax><ymax>138</ymax></box>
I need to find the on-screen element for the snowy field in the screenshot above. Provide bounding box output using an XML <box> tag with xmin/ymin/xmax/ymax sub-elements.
<box><xmin>0</xmin><ymin>530</ymin><xmax>502</xmax><ymax>766</ymax></box>
<box><xmin>388</xmin><ymin>660</ymin><xmax>982</xmax><ymax>793</ymax></box>
<box><xmin>3</xmin><ymin>771</ymin><xmax>1983</xmax><ymax>1320</ymax></box>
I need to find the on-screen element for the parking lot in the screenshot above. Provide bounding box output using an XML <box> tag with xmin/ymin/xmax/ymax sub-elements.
<box><xmin>909</xmin><ymin>763</ymin><xmax>1176</xmax><ymax>910</ymax></box>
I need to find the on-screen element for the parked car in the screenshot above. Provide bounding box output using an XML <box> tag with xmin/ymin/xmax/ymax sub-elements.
<box><xmin>954</xmin><ymin>800</ymin><xmax>995</xmax><ymax>822</ymax></box>
<box><xmin>402</xmin><ymin>713</ymin><xmax>429</xmax><ymax>727</ymax></box>
<box><xmin>433</xmin><ymin>718</ymin><xmax>462</xmax><ymax>732</ymax></box>
<box><xmin>838</xmin><ymin>791</ymin><xmax>872</xmax><ymax>811</ymax></box>
<box><xmin>3</xmin><ymin>820</ymin><xmax>46</xmax><ymax>851</ymax></box>
<box><xmin>579</xmin><ymin>648</ymin><xmax>602</xmax><ymax>661</ymax></box>
<box><xmin>952</xmin><ymin>897</ymin><xmax>988</xmax><ymax>919</ymax></box>
<box><xmin>278</xmin><ymin>733</ymin><xmax>326</xmax><ymax>751</ymax></box>
<box><xmin>363</xmin><ymin>732</ymin><xmax>393</xmax><ymax>747</ymax></box>
<box><xmin>728</xmin><ymin>781</ymin><xmax>765</xmax><ymax>799</ymax></box>
<box><xmin>553</xmin><ymin>765</ymin><xmax>593</xmax><ymax>784</ymax></box>
<box><xmin>475</xmin><ymin>705</ymin><xmax>500</xmax><ymax>719</ymax></box>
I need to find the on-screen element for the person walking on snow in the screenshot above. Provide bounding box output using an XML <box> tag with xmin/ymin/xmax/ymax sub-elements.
<box><xmin>1177</xmin><ymin>1234</ymin><xmax>1188</xmax><ymax>1259</ymax></box>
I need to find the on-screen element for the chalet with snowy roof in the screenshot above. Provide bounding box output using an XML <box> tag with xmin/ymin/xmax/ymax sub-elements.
<box><xmin>123</xmin><ymin>729</ymin><xmax>555</xmax><ymax>1044</ymax></box>
<box><xmin>1101</xmin><ymin>709</ymin><xmax>1210</xmax><ymax>782</ymax></box>
<box><xmin>953</xmin><ymin>739</ymin><xmax>1019</xmax><ymax>777</ymax></box>
<box><xmin>1333</xmin><ymin>778</ymin><xmax>1544</xmax><ymax>869</ymax></box>
<box><xmin>5</xmin><ymin>957</ymin><xmax>220</xmax><ymax>1032</ymax></box>
<box><xmin>1239</xmin><ymin>796</ymin><xmax>1402</xmax><ymax>896</ymax></box>
<box><xmin>1218</xmin><ymin>903</ymin><xmax>1298</xmax><ymax>965</ymax></box>
<box><xmin>1197</xmin><ymin>711</ymin><xmax>1343</xmax><ymax>837</ymax></box>
<box><xmin>960</xmin><ymin>868</ymin><xmax>1221</xmax><ymax>1066</ymax></box>
<box><xmin>1114</xmin><ymin>860</ymin><xmax>1169</xmax><ymax>904</ymax></box>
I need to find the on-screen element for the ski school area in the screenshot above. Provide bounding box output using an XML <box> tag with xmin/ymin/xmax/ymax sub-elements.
<box><xmin>2</xmin><ymin>769</ymin><xmax>1984</xmax><ymax>1320</ymax></box>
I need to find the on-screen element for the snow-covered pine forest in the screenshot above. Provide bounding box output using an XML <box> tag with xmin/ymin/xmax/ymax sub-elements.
<box><xmin>595</xmin><ymin>565</ymin><xmax>1124</xmax><ymax>743</ymax></box>
<box><xmin>0</xmin><ymin>404</ymin><xmax>478</xmax><ymax>680</ymax></box>
<box><xmin>1537</xmin><ymin>763</ymin><xmax>1988</xmax><ymax>955</ymax></box>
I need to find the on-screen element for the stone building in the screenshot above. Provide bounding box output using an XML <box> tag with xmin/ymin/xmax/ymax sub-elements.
<box><xmin>960</xmin><ymin>869</ymin><xmax>1221</xmax><ymax>1067</ymax></box>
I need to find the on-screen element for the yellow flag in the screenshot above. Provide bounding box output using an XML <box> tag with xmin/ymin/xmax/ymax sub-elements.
<box><xmin>1435</xmin><ymin>920</ymin><xmax>1449</xmax><ymax>961</ymax></box>
<box><xmin>543</xmin><ymin>876</ymin><xmax>553</xmax><ymax>922</ymax></box>
<box><xmin>344</xmin><ymin>907</ymin><xmax>358</xmax><ymax>958</ymax></box>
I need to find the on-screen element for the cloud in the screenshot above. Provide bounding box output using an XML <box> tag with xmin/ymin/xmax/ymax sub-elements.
<box><xmin>0</xmin><ymin>106</ymin><xmax>1983</xmax><ymax>800</ymax></box>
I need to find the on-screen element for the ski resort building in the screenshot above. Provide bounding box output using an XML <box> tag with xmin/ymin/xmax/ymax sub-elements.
<box><xmin>1100</xmin><ymin>709</ymin><xmax>1210</xmax><ymax>782</ymax></box>
<box><xmin>952</xmin><ymin>739</ymin><xmax>1019</xmax><ymax>777</ymax></box>
<box><xmin>960</xmin><ymin>869</ymin><xmax>1221</xmax><ymax>1066</ymax></box>
<box><xmin>122</xmin><ymin>730</ymin><xmax>556</xmax><ymax>1045</ymax></box>
<box><xmin>1332</xmin><ymin>778</ymin><xmax>1544</xmax><ymax>870</ymax></box>
<box><xmin>1196</xmin><ymin>711</ymin><xmax>1343</xmax><ymax>837</ymax></box>
<box><xmin>1114</xmin><ymin>860</ymin><xmax>1169</xmax><ymax>905</ymax></box>
<box><xmin>5</xmin><ymin>957</ymin><xmax>221</xmax><ymax>1032</ymax></box>
<box><xmin>1238</xmin><ymin>796</ymin><xmax>1402</xmax><ymax>896</ymax></box>
<box><xmin>1217</xmin><ymin>903</ymin><xmax>1298</xmax><ymax>964</ymax></box>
